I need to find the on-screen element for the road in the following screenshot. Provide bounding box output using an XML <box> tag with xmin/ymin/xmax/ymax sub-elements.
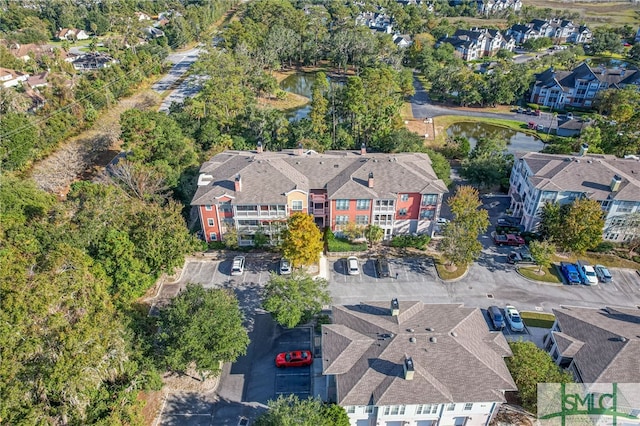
<box><xmin>153</xmin><ymin>47</ymin><xmax>203</xmax><ymax>112</ymax></box>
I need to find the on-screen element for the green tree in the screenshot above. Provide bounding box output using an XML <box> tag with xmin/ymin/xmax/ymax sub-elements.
<box><xmin>281</xmin><ymin>213</ymin><xmax>323</xmax><ymax>267</ymax></box>
<box><xmin>158</xmin><ymin>284</ymin><xmax>249</xmax><ymax>379</ymax></box>
<box><xmin>591</xmin><ymin>27</ymin><xmax>623</xmax><ymax>55</ymax></box>
<box><xmin>255</xmin><ymin>395</ymin><xmax>349</xmax><ymax>426</ymax></box>
<box><xmin>528</xmin><ymin>240</ymin><xmax>555</xmax><ymax>273</ymax></box>
<box><xmin>0</xmin><ymin>112</ymin><xmax>39</xmax><ymax>171</ymax></box>
<box><xmin>540</xmin><ymin>199</ymin><xmax>604</xmax><ymax>253</ymax></box>
<box><xmin>309</xmin><ymin>72</ymin><xmax>329</xmax><ymax>136</ymax></box>
<box><xmin>539</xmin><ymin>202</ymin><xmax>564</xmax><ymax>244</ymax></box>
<box><xmin>364</xmin><ymin>224</ymin><xmax>384</xmax><ymax>247</ymax></box>
<box><xmin>440</xmin><ymin>186</ymin><xmax>489</xmax><ymax>267</ymax></box>
<box><xmin>506</xmin><ymin>341</ymin><xmax>573</xmax><ymax>413</ymax></box>
<box><xmin>461</xmin><ymin>138</ymin><xmax>513</xmax><ymax>189</ymax></box>
<box><xmin>263</xmin><ymin>272</ymin><xmax>330</xmax><ymax>328</ymax></box>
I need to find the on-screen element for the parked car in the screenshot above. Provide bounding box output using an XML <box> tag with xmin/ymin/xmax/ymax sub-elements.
<box><xmin>566</xmin><ymin>112</ymin><xmax>574</xmax><ymax>119</ymax></box>
<box><xmin>231</xmin><ymin>255</ymin><xmax>245</xmax><ymax>276</ymax></box>
<box><xmin>279</xmin><ymin>258</ymin><xmax>292</xmax><ymax>275</ymax></box>
<box><xmin>595</xmin><ymin>265</ymin><xmax>612</xmax><ymax>283</ymax></box>
<box><xmin>536</xmin><ymin>124</ymin><xmax>545</xmax><ymax>131</ymax></box>
<box><xmin>505</xmin><ymin>305</ymin><xmax>525</xmax><ymax>332</ymax></box>
<box><xmin>347</xmin><ymin>256</ymin><xmax>360</xmax><ymax>275</ymax></box>
<box><xmin>488</xmin><ymin>306</ymin><xmax>505</xmax><ymax>330</ymax></box>
<box><xmin>497</xmin><ymin>217</ymin><xmax>520</xmax><ymax>227</ymax></box>
<box><xmin>534</xmin><ymin>109</ymin><xmax>541</xmax><ymax>116</ymax></box>
<box><xmin>436</xmin><ymin>217</ymin><xmax>450</xmax><ymax>225</ymax></box>
<box><xmin>493</xmin><ymin>233</ymin><xmax>526</xmax><ymax>247</ymax></box>
<box><xmin>507</xmin><ymin>251</ymin><xmax>536</xmax><ymax>265</ymax></box>
<box><xmin>375</xmin><ymin>257</ymin><xmax>391</xmax><ymax>278</ymax></box>
<box><xmin>560</xmin><ymin>262</ymin><xmax>581</xmax><ymax>285</ymax></box>
<box><xmin>275</xmin><ymin>350</ymin><xmax>313</xmax><ymax>368</ymax></box>
<box><xmin>576</xmin><ymin>260</ymin><xmax>598</xmax><ymax>285</ymax></box>
<box><xmin>517</xmin><ymin>107</ymin><xmax>524</xmax><ymax>114</ymax></box>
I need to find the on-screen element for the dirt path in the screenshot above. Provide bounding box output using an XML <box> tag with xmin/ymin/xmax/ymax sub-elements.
<box><xmin>30</xmin><ymin>90</ymin><xmax>161</xmax><ymax>197</ymax></box>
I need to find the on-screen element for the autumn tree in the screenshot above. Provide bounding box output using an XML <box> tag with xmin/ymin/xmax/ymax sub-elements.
<box><xmin>364</xmin><ymin>224</ymin><xmax>384</xmax><ymax>247</ymax></box>
<box><xmin>440</xmin><ymin>186</ymin><xmax>489</xmax><ymax>267</ymax></box>
<box><xmin>281</xmin><ymin>212</ymin><xmax>323</xmax><ymax>267</ymax></box>
<box><xmin>158</xmin><ymin>284</ymin><xmax>250</xmax><ymax>379</ymax></box>
<box><xmin>263</xmin><ymin>272</ymin><xmax>330</xmax><ymax>328</ymax></box>
<box><xmin>255</xmin><ymin>395</ymin><xmax>349</xmax><ymax>426</ymax></box>
<box><xmin>506</xmin><ymin>341</ymin><xmax>573</xmax><ymax>413</ymax></box>
<box><xmin>529</xmin><ymin>240</ymin><xmax>555</xmax><ymax>273</ymax></box>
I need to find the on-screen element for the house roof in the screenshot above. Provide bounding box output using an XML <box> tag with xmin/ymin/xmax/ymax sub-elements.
<box><xmin>322</xmin><ymin>302</ymin><xmax>516</xmax><ymax>406</ymax></box>
<box><xmin>517</xmin><ymin>152</ymin><xmax>640</xmax><ymax>202</ymax></box>
<box><xmin>536</xmin><ymin>63</ymin><xmax>640</xmax><ymax>91</ymax></box>
<box><xmin>191</xmin><ymin>150</ymin><xmax>448</xmax><ymax>206</ymax></box>
<box><xmin>552</xmin><ymin>306</ymin><xmax>640</xmax><ymax>383</ymax></box>
<box><xmin>27</xmin><ymin>71</ymin><xmax>48</xmax><ymax>87</ymax></box>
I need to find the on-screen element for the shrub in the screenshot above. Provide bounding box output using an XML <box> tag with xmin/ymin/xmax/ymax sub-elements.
<box><xmin>324</xmin><ymin>227</ymin><xmax>335</xmax><ymax>242</ymax></box>
<box><xmin>327</xmin><ymin>237</ymin><xmax>367</xmax><ymax>252</ymax></box>
<box><xmin>633</xmin><ymin>256</ymin><xmax>640</xmax><ymax>264</ymax></box>
<box><xmin>390</xmin><ymin>234</ymin><xmax>431</xmax><ymax>250</ymax></box>
<box><xmin>208</xmin><ymin>241</ymin><xmax>226</xmax><ymax>250</ymax></box>
<box><xmin>591</xmin><ymin>242</ymin><xmax>614</xmax><ymax>253</ymax></box>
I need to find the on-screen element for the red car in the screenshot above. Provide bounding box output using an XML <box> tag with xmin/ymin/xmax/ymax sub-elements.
<box><xmin>275</xmin><ymin>350</ymin><xmax>313</xmax><ymax>368</ymax></box>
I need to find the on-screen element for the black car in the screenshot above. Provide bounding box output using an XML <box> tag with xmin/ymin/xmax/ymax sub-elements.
<box><xmin>507</xmin><ymin>251</ymin><xmax>536</xmax><ymax>264</ymax></box>
<box><xmin>375</xmin><ymin>257</ymin><xmax>391</xmax><ymax>278</ymax></box>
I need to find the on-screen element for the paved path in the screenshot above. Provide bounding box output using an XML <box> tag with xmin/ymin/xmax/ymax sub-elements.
<box><xmin>153</xmin><ymin>47</ymin><xmax>203</xmax><ymax>112</ymax></box>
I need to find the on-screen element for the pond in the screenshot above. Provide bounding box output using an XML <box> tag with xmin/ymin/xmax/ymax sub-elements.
<box><xmin>446</xmin><ymin>122</ymin><xmax>544</xmax><ymax>153</ymax></box>
<box><xmin>280</xmin><ymin>72</ymin><xmax>314</xmax><ymax>121</ymax></box>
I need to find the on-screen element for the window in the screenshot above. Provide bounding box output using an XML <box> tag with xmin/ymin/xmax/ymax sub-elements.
<box><xmin>207</xmin><ymin>218</ymin><xmax>214</xmax><ymax>226</ymax></box>
<box><xmin>346</xmin><ymin>406</ymin><xmax>355</xmax><ymax>414</ymax></box>
<box><xmin>617</xmin><ymin>201</ymin><xmax>634</xmax><ymax>213</ymax></box>
<box><xmin>209</xmin><ymin>233</ymin><xmax>217</xmax><ymax>241</ymax></box>
<box><xmin>386</xmin><ymin>405</ymin><xmax>404</xmax><ymax>415</ymax></box>
<box><xmin>356</xmin><ymin>215</ymin><xmax>369</xmax><ymax>225</ymax></box>
<box><xmin>464</xmin><ymin>403</ymin><xmax>473</xmax><ymax>411</ymax></box>
<box><xmin>219</xmin><ymin>201</ymin><xmax>232</xmax><ymax>212</ymax></box>
<box><xmin>401</xmin><ymin>194</ymin><xmax>409</xmax><ymax>202</ymax></box>
<box><xmin>364</xmin><ymin>406</ymin><xmax>374</xmax><ymax>414</ymax></box>
<box><xmin>205</xmin><ymin>205</ymin><xmax>212</xmax><ymax>211</ymax></box>
<box><xmin>356</xmin><ymin>199</ymin><xmax>370</xmax><ymax>210</ymax></box>
<box><xmin>420</xmin><ymin>210</ymin><xmax>434</xmax><ymax>219</ymax></box>
<box><xmin>399</xmin><ymin>208</ymin><xmax>407</xmax><ymax>216</ymax></box>
<box><xmin>376</xmin><ymin>200</ymin><xmax>394</xmax><ymax>207</ymax></box>
<box><xmin>336</xmin><ymin>199</ymin><xmax>349</xmax><ymax>210</ymax></box>
<box><xmin>335</xmin><ymin>216</ymin><xmax>349</xmax><ymax>225</ymax></box>
<box><xmin>447</xmin><ymin>403</ymin><xmax>456</xmax><ymax>411</ymax></box>
<box><xmin>422</xmin><ymin>194</ymin><xmax>438</xmax><ymax>205</ymax></box>
<box><xmin>416</xmin><ymin>404</ymin><xmax>438</xmax><ymax>414</ymax></box>
<box><xmin>292</xmin><ymin>200</ymin><xmax>303</xmax><ymax>211</ymax></box>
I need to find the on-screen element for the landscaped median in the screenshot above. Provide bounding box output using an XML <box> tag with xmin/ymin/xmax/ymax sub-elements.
<box><xmin>433</xmin><ymin>256</ymin><xmax>468</xmax><ymax>281</ymax></box>
<box><xmin>517</xmin><ymin>265</ymin><xmax>563</xmax><ymax>284</ymax></box>
<box><xmin>520</xmin><ymin>311</ymin><xmax>556</xmax><ymax>329</ymax></box>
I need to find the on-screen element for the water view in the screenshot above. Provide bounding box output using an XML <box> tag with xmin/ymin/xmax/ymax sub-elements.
<box><xmin>446</xmin><ymin>122</ymin><xmax>544</xmax><ymax>153</ymax></box>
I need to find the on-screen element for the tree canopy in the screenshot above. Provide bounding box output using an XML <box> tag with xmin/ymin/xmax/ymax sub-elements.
<box><xmin>263</xmin><ymin>272</ymin><xmax>331</xmax><ymax>328</ymax></box>
<box><xmin>539</xmin><ymin>199</ymin><xmax>604</xmax><ymax>253</ymax></box>
<box><xmin>158</xmin><ymin>284</ymin><xmax>250</xmax><ymax>378</ymax></box>
<box><xmin>281</xmin><ymin>213</ymin><xmax>324</xmax><ymax>267</ymax></box>
<box><xmin>255</xmin><ymin>395</ymin><xmax>349</xmax><ymax>426</ymax></box>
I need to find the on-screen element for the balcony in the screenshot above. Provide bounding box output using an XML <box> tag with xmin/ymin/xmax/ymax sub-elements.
<box><xmin>235</xmin><ymin>210</ymin><xmax>287</xmax><ymax>218</ymax></box>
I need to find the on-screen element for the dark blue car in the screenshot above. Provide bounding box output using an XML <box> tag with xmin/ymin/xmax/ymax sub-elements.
<box><xmin>560</xmin><ymin>262</ymin><xmax>581</xmax><ymax>285</ymax></box>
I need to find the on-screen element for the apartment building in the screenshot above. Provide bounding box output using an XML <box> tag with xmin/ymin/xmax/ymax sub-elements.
<box><xmin>508</xmin><ymin>151</ymin><xmax>640</xmax><ymax>242</ymax></box>
<box><xmin>507</xmin><ymin>18</ymin><xmax>591</xmax><ymax>45</ymax></box>
<box><xmin>530</xmin><ymin>63</ymin><xmax>640</xmax><ymax>109</ymax></box>
<box><xmin>322</xmin><ymin>300</ymin><xmax>517</xmax><ymax>426</ymax></box>
<box><xmin>437</xmin><ymin>28</ymin><xmax>515</xmax><ymax>61</ymax></box>
<box><xmin>191</xmin><ymin>147</ymin><xmax>448</xmax><ymax>245</ymax></box>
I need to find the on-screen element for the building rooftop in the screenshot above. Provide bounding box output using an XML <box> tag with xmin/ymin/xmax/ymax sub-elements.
<box><xmin>552</xmin><ymin>306</ymin><xmax>640</xmax><ymax>383</ymax></box>
<box><xmin>322</xmin><ymin>301</ymin><xmax>516</xmax><ymax>406</ymax></box>
<box><xmin>517</xmin><ymin>152</ymin><xmax>640</xmax><ymax>202</ymax></box>
<box><xmin>191</xmin><ymin>150</ymin><xmax>448</xmax><ymax>205</ymax></box>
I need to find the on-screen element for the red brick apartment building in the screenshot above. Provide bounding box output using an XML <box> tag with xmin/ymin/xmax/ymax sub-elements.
<box><xmin>190</xmin><ymin>145</ymin><xmax>448</xmax><ymax>246</ymax></box>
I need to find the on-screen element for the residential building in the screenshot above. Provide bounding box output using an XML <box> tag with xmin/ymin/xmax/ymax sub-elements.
<box><xmin>356</xmin><ymin>10</ymin><xmax>393</xmax><ymax>33</ymax></box>
<box><xmin>437</xmin><ymin>28</ymin><xmax>514</xmax><ymax>61</ymax></box>
<box><xmin>507</xmin><ymin>18</ymin><xmax>590</xmax><ymax>45</ymax></box>
<box><xmin>555</xmin><ymin>118</ymin><xmax>588</xmax><ymax>137</ymax></box>
<box><xmin>0</xmin><ymin>67</ymin><xmax>29</xmax><ymax>88</ymax></box>
<box><xmin>544</xmin><ymin>306</ymin><xmax>640</xmax><ymax>384</ymax></box>
<box><xmin>392</xmin><ymin>34</ymin><xmax>412</xmax><ymax>48</ymax></box>
<box><xmin>72</xmin><ymin>53</ymin><xmax>117</xmax><ymax>71</ymax></box>
<box><xmin>322</xmin><ymin>300</ymin><xmax>517</xmax><ymax>426</ymax></box>
<box><xmin>190</xmin><ymin>147</ymin><xmax>448</xmax><ymax>245</ymax></box>
<box><xmin>6</xmin><ymin>42</ymin><xmax>53</xmax><ymax>62</ymax></box>
<box><xmin>26</xmin><ymin>71</ymin><xmax>49</xmax><ymax>88</ymax></box>
<box><xmin>508</xmin><ymin>151</ymin><xmax>640</xmax><ymax>242</ymax></box>
<box><xmin>56</xmin><ymin>28</ymin><xmax>90</xmax><ymax>41</ymax></box>
<box><xmin>530</xmin><ymin>63</ymin><xmax>640</xmax><ymax>109</ymax></box>
<box><xmin>477</xmin><ymin>0</ymin><xmax>522</xmax><ymax>15</ymax></box>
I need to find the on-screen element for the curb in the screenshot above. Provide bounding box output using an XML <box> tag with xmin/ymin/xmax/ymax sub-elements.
<box><xmin>436</xmin><ymin>261</ymin><xmax>470</xmax><ymax>283</ymax></box>
<box><xmin>515</xmin><ymin>267</ymin><xmax>563</xmax><ymax>286</ymax></box>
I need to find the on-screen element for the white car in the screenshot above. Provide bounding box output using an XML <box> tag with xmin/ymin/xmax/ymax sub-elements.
<box><xmin>505</xmin><ymin>305</ymin><xmax>525</xmax><ymax>332</ymax></box>
<box><xmin>231</xmin><ymin>256</ymin><xmax>245</xmax><ymax>276</ymax></box>
<box><xmin>279</xmin><ymin>258</ymin><xmax>292</xmax><ymax>275</ymax></box>
<box><xmin>347</xmin><ymin>256</ymin><xmax>360</xmax><ymax>275</ymax></box>
<box><xmin>577</xmin><ymin>261</ymin><xmax>598</xmax><ymax>285</ymax></box>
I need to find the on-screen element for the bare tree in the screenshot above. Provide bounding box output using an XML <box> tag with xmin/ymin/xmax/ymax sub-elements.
<box><xmin>103</xmin><ymin>159</ymin><xmax>168</xmax><ymax>200</ymax></box>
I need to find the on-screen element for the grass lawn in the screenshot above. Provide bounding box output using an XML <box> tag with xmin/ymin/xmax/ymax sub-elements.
<box><xmin>518</xmin><ymin>265</ymin><xmax>563</xmax><ymax>284</ymax></box>
<box><xmin>552</xmin><ymin>253</ymin><xmax>640</xmax><ymax>269</ymax></box>
<box><xmin>525</xmin><ymin>0</ymin><xmax>639</xmax><ymax>27</ymax></box>
<box><xmin>327</xmin><ymin>238</ymin><xmax>368</xmax><ymax>253</ymax></box>
<box><xmin>434</xmin><ymin>257</ymin><xmax>467</xmax><ymax>281</ymax></box>
<box><xmin>521</xmin><ymin>311</ymin><xmax>556</xmax><ymax>328</ymax></box>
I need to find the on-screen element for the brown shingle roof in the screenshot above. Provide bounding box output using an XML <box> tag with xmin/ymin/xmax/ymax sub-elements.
<box><xmin>191</xmin><ymin>150</ymin><xmax>448</xmax><ymax>206</ymax></box>
<box><xmin>552</xmin><ymin>306</ymin><xmax>640</xmax><ymax>383</ymax></box>
<box><xmin>322</xmin><ymin>302</ymin><xmax>516</xmax><ymax>406</ymax></box>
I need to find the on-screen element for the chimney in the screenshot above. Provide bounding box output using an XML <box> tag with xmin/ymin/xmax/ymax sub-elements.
<box><xmin>257</xmin><ymin>140</ymin><xmax>263</xmax><ymax>153</ymax></box>
<box><xmin>296</xmin><ymin>142</ymin><xmax>304</xmax><ymax>156</ymax></box>
<box><xmin>403</xmin><ymin>356</ymin><xmax>415</xmax><ymax>380</ymax></box>
<box><xmin>579</xmin><ymin>143</ymin><xmax>589</xmax><ymax>156</ymax></box>
<box><xmin>234</xmin><ymin>174</ymin><xmax>242</xmax><ymax>192</ymax></box>
<box><xmin>368</xmin><ymin>172</ymin><xmax>374</xmax><ymax>188</ymax></box>
<box><xmin>610</xmin><ymin>175</ymin><xmax>622</xmax><ymax>192</ymax></box>
<box><xmin>360</xmin><ymin>143</ymin><xmax>366</xmax><ymax>155</ymax></box>
<box><xmin>390</xmin><ymin>298</ymin><xmax>399</xmax><ymax>316</ymax></box>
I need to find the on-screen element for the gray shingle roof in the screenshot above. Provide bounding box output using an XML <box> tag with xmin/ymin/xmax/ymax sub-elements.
<box><xmin>552</xmin><ymin>306</ymin><xmax>640</xmax><ymax>383</ymax></box>
<box><xmin>517</xmin><ymin>152</ymin><xmax>640</xmax><ymax>202</ymax></box>
<box><xmin>192</xmin><ymin>150</ymin><xmax>448</xmax><ymax>205</ymax></box>
<box><xmin>322</xmin><ymin>302</ymin><xmax>516</xmax><ymax>406</ymax></box>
